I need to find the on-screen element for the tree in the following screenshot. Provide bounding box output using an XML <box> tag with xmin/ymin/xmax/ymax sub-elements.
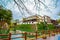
<box><xmin>57</xmin><ymin>19</ymin><xmax>60</xmax><ymax>23</ymax></box>
<box><xmin>58</xmin><ymin>12</ymin><xmax>60</xmax><ymax>16</ymax></box>
<box><xmin>37</xmin><ymin>22</ymin><xmax>47</xmax><ymax>31</ymax></box>
<box><xmin>5</xmin><ymin>10</ymin><xmax>12</xmax><ymax>24</ymax></box>
<box><xmin>57</xmin><ymin>12</ymin><xmax>60</xmax><ymax>23</ymax></box>
<box><xmin>47</xmin><ymin>24</ymin><xmax>55</xmax><ymax>30</ymax></box>
<box><xmin>0</xmin><ymin>6</ymin><xmax>12</xmax><ymax>25</ymax></box>
<box><xmin>16</xmin><ymin>24</ymin><xmax>35</xmax><ymax>32</ymax></box>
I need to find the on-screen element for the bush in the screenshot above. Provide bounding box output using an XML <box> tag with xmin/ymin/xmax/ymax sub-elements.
<box><xmin>37</xmin><ymin>22</ymin><xmax>47</xmax><ymax>31</ymax></box>
<box><xmin>47</xmin><ymin>24</ymin><xmax>55</xmax><ymax>30</ymax></box>
<box><xmin>16</xmin><ymin>24</ymin><xmax>35</xmax><ymax>32</ymax></box>
<box><xmin>37</xmin><ymin>23</ymin><xmax>44</xmax><ymax>31</ymax></box>
<box><xmin>37</xmin><ymin>22</ymin><xmax>55</xmax><ymax>31</ymax></box>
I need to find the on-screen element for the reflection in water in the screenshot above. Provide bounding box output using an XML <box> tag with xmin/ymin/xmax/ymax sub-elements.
<box><xmin>58</xmin><ymin>34</ymin><xmax>60</xmax><ymax>40</ymax></box>
<box><xmin>37</xmin><ymin>34</ymin><xmax>60</xmax><ymax>40</ymax></box>
<box><xmin>11</xmin><ymin>34</ymin><xmax>24</xmax><ymax>40</ymax></box>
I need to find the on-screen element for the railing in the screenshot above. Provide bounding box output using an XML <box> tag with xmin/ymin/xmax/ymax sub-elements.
<box><xmin>11</xmin><ymin>32</ymin><xmax>27</xmax><ymax>40</ymax></box>
<box><xmin>0</xmin><ymin>32</ymin><xmax>38</xmax><ymax>40</ymax></box>
<box><xmin>0</xmin><ymin>33</ymin><xmax>11</xmax><ymax>40</ymax></box>
<box><xmin>0</xmin><ymin>29</ymin><xmax>60</xmax><ymax>40</ymax></box>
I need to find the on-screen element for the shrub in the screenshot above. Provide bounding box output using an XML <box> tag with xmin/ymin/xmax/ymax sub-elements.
<box><xmin>16</xmin><ymin>24</ymin><xmax>35</xmax><ymax>32</ymax></box>
<box><xmin>37</xmin><ymin>22</ymin><xmax>48</xmax><ymax>31</ymax></box>
<box><xmin>47</xmin><ymin>24</ymin><xmax>55</xmax><ymax>30</ymax></box>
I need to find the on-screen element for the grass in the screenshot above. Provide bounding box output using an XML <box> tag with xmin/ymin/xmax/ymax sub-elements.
<box><xmin>9</xmin><ymin>24</ymin><xmax>35</xmax><ymax>32</ymax></box>
<box><xmin>9</xmin><ymin>23</ymin><xmax>56</xmax><ymax>32</ymax></box>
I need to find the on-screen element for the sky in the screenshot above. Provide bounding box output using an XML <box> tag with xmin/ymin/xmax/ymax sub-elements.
<box><xmin>0</xmin><ymin>0</ymin><xmax>60</xmax><ymax>20</ymax></box>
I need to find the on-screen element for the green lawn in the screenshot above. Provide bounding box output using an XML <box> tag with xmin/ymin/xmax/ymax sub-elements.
<box><xmin>10</xmin><ymin>23</ymin><xmax>55</xmax><ymax>32</ymax></box>
<box><xmin>11</xmin><ymin>24</ymin><xmax>35</xmax><ymax>32</ymax></box>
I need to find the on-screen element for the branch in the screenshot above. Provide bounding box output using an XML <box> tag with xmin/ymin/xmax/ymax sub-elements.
<box><xmin>15</xmin><ymin>0</ymin><xmax>34</xmax><ymax>15</ymax></box>
<box><xmin>14</xmin><ymin>0</ymin><xmax>26</xmax><ymax>18</ymax></box>
<box><xmin>38</xmin><ymin>0</ymin><xmax>52</xmax><ymax>13</ymax></box>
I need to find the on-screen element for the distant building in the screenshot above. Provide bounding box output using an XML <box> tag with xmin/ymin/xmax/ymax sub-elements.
<box><xmin>23</xmin><ymin>14</ymin><xmax>51</xmax><ymax>24</ymax></box>
<box><xmin>51</xmin><ymin>20</ymin><xmax>58</xmax><ymax>25</ymax></box>
<box><xmin>43</xmin><ymin>15</ymin><xmax>51</xmax><ymax>23</ymax></box>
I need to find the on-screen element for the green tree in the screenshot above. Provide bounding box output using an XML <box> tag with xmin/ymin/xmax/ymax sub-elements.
<box><xmin>58</xmin><ymin>12</ymin><xmax>60</xmax><ymax>16</ymax></box>
<box><xmin>57</xmin><ymin>19</ymin><xmax>60</xmax><ymax>23</ymax></box>
<box><xmin>16</xmin><ymin>24</ymin><xmax>35</xmax><ymax>32</ymax></box>
<box><xmin>0</xmin><ymin>5</ymin><xmax>12</xmax><ymax>35</ymax></box>
<box><xmin>37</xmin><ymin>22</ymin><xmax>47</xmax><ymax>31</ymax></box>
<box><xmin>5</xmin><ymin>10</ymin><xmax>12</xmax><ymax>24</ymax></box>
<box><xmin>57</xmin><ymin>12</ymin><xmax>60</xmax><ymax>23</ymax></box>
<box><xmin>0</xmin><ymin>6</ymin><xmax>12</xmax><ymax>25</ymax></box>
<box><xmin>47</xmin><ymin>24</ymin><xmax>55</xmax><ymax>30</ymax></box>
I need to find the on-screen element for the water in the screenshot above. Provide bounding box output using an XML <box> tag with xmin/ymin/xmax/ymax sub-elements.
<box><xmin>11</xmin><ymin>34</ymin><xmax>24</xmax><ymax>40</ymax></box>
<box><xmin>11</xmin><ymin>34</ymin><xmax>60</xmax><ymax>40</ymax></box>
<box><xmin>58</xmin><ymin>34</ymin><xmax>60</xmax><ymax>40</ymax></box>
<box><xmin>37</xmin><ymin>34</ymin><xmax>60</xmax><ymax>40</ymax></box>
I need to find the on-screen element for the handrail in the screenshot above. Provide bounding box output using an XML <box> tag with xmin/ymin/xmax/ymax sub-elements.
<box><xmin>0</xmin><ymin>33</ymin><xmax>11</xmax><ymax>40</ymax></box>
<box><xmin>0</xmin><ymin>30</ymin><xmax>60</xmax><ymax>40</ymax></box>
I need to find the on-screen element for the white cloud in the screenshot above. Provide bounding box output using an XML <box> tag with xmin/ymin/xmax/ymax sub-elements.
<box><xmin>5</xmin><ymin>0</ymin><xmax>60</xmax><ymax>20</ymax></box>
<box><xmin>6</xmin><ymin>1</ymin><xmax>22</xmax><ymax>20</ymax></box>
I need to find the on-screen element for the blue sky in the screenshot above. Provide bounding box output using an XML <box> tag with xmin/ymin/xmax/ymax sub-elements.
<box><xmin>0</xmin><ymin>0</ymin><xmax>60</xmax><ymax>20</ymax></box>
